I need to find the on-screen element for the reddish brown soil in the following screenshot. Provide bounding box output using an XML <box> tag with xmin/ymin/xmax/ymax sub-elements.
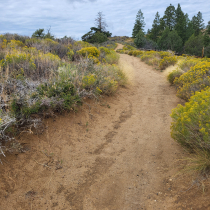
<box><xmin>1</xmin><ymin>46</ymin><xmax>210</xmax><ymax>210</ymax></box>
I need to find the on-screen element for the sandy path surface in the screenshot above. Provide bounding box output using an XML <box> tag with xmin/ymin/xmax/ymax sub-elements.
<box><xmin>0</xmin><ymin>45</ymin><xmax>209</xmax><ymax>209</ymax></box>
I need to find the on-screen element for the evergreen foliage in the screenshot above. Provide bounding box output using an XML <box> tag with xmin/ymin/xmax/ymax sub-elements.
<box><xmin>82</xmin><ymin>12</ymin><xmax>112</xmax><ymax>43</ymax></box>
<box><xmin>132</xmin><ymin>10</ymin><xmax>145</xmax><ymax>38</ymax></box>
<box><xmin>134</xmin><ymin>30</ymin><xmax>146</xmax><ymax>48</ymax></box>
<box><xmin>32</xmin><ymin>28</ymin><xmax>54</xmax><ymax>39</ymax></box>
<box><xmin>143</xmin><ymin>3</ymin><xmax>209</xmax><ymax>57</ymax></box>
<box><xmin>192</xmin><ymin>11</ymin><xmax>205</xmax><ymax>36</ymax></box>
<box><xmin>206</xmin><ymin>21</ymin><xmax>210</xmax><ymax>35</ymax></box>
<box><xmin>157</xmin><ymin>27</ymin><xmax>182</xmax><ymax>53</ymax></box>
<box><xmin>184</xmin><ymin>33</ymin><xmax>204</xmax><ymax>57</ymax></box>
<box><xmin>163</xmin><ymin>4</ymin><xmax>176</xmax><ymax>30</ymax></box>
<box><xmin>148</xmin><ymin>12</ymin><xmax>161</xmax><ymax>42</ymax></box>
<box><xmin>32</xmin><ymin>29</ymin><xmax>45</xmax><ymax>38</ymax></box>
<box><xmin>174</xmin><ymin>4</ymin><xmax>186</xmax><ymax>43</ymax></box>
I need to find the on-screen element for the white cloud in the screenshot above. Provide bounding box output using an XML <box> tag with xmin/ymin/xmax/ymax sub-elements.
<box><xmin>0</xmin><ymin>0</ymin><xmax>209</xmax><ymax>38</ymax></box>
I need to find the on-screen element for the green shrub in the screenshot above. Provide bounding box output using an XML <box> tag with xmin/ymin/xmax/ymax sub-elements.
<box><xmin>184</xmin><ymin>33</ymin><xmax>204</xmax><ymax>57</ymax></box>
<box><xmin>141</xmin><ymin>54</ymin><xmax>153</xmax><ymax>62</ymax></box>
<box><xmin>123</xmin><ymin>44</ymin><xmax>136</xmax><ymax>51</ymax></box>
<box><xmin>167</xmin><ymin>70</ymin><xmax>183</xmax><ymax>85</ymax></box>
<box><xmin>171</xmin><ymin>87</ymin><xmax>210</xmax><ymax>151</ymax></box>
<box><xmin>11</xmin><ymin>79</ymin><xmax>82</xmax><ymax>119</ymax></box>
<box><xmin>104</xmin><ymin>50</ymin><xmax>119</xmax><ymax>64</ymax></box>
<box><xmin>99</xmin><ymin>46</ymin><xmax>111</xmax><ymax>55</ymax></box>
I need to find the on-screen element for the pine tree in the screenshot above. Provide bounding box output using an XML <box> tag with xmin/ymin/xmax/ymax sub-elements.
<box><xmin>204</xmin><ymin>21</ymin><xmax>210</xmax><ymax>46</ymax></box>
<box><xmin>132</xmin><ymin>9</ymin><xmax>145</xmax><ymax>38</ymax></box>
<box><xmin>32</xmin><ymin>29</ymin><xmax>45</xmax><ymax>38</ymax></box>
<box><xmin>206</xmin><ymin>21</ymin><xmax>210</xmax><ymax>35</ymax></box>
<box><xmin>192</xmin><ymin>11</ymin><xmax>205</xmax><ymax>36</ymax></box>
<box><xmin>148</xmin><ymin>12</ymin><xmax>161</xmax><ymax>42</ymax></box>
<box><xmin>184</xmin><ymin>33</ymin><xmax>204</xmax><ymax>56</ymax></box>
<box><xmin>157</xmin><ymin>27</ymin><xmax>182</xmax><ymax>53</ymax></box>
<box><xmin>163</xmin><ymin>4</ymin><xmax>176</xmax><ymax>30</ymax></box>
<box><xmin>174</xmin><ymin>4</ymin><xmax>186</xmax><ymax>43</ymax></box>
<box><xmin>134</xmin><ymin>30</ymin><xmax>146</xmax><ymax>48</ymax></box>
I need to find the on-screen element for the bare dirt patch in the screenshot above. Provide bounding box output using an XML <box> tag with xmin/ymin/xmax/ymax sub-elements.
<box><xmin>0</xmin><ymin>51</ymin><xmax>210</xmax><ymax>210</ymax></box>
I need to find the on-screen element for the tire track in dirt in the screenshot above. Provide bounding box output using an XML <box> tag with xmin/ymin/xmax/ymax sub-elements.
<box><xmin>64</xmin><ymin>157</ymin><xmax>115</xmax><ymax>210</ymax></box>
<box><xmin>93</xmin><ymin>103</ymin><xmax>132</xmax><ymax>155</ymax></box>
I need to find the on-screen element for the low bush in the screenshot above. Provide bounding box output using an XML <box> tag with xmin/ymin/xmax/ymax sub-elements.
<box><xmin>95</xmin><ymin>40</ymin><xmax>117</xmax><ymax>50</ymax></box>
<box><xmin>99</xmin><ymin>47</ymin><xmax>111</xmax><ymax>55</ymax></box>
<box><xmin>178</xmin><ymin>57</ymin><xmax>210</xmax><ymax>72</ymax></box>
<box><xmin>0</xmin><ymin>48</ymin><xmax>61</xmax><ymax>81</ymax></box>
<box><xmin>167</xmin><ymin>70</ymin><xmax>183</xmax><ymax>85</ymax></box>
<box><xmin>128</xmin><ymin>50</ymin><xmax>143</xmax><ymax>57</ymax></box>
<box><xmin>174</xmin><ymin>61</ymin><xmax>210</xmax><ymax>100</ymax></box>
<box><xmin>171</xmin><ymin>87</ymin><xmax>210</xmax><ymax>151</ymax></box>
<box><xmin>77</xmin><ymin>47</ymin><xmax>100</xmax><ymax>58</ymax></box>
<box><xmin>159</xmin><ymin>56</ymin><xmax>177</xmax><ymax>70</ymax></box>
<box><xmin>147</xmin><ymin>57</ymin><xmax>160</xmax><ymax>66</ymax></box>
<box><xmin>104</xmin><ymin>50</ymin><xmax>119</xmax><ymax>65</ymax></box>
<box><xmin>123</xmin><ymin>44</ymin><xmax>136</xmax><ymax>51</ymax></box>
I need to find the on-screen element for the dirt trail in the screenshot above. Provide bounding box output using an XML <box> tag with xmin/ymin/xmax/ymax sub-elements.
<box><xmin>0</xmin><ymin>45</ymin><xmax>209</xmax><ymax>209</ymax></box>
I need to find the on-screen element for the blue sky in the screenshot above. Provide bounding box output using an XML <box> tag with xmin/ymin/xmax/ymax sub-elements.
<box><xmin>0</xmin><ymin>0</ymin><xmax>209</xmax><ymax>39</ymax></box>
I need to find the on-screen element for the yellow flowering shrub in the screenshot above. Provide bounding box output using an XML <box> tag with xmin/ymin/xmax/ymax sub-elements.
<box><xmin>7</xmin><ymin>40</ymin><xmax>25</xmax><ymax>49</ymax></box>
<box><xmin>99</xmin><ymin>47</ymin><xmax>111</xmax><ymax>55</ymax></box>
<box><xmin>104</xmin><ymin>50</ymin><xmax>119</xmax><ymax>64</ymax></box>
<box><xmin>167</xmin><ymin>70</ymin><xmax>183</xmax><ymax>84</ymax></box>
<box><xmin>178</xmin><ymin>57</ymin><xmax>210</xmax><ymax>72</ymax></box>
<box><xmin>123</xmin><ymin>44</ymin><xmax>136</xmax><ymax>51</ymax></box>
<box><xmin>0</xmin><ymin>39</ymin><xmax>7</xmax><ymax>49</ymax></box>
<box><xmin>174</xmin><ymin>61</ymin><xmax>210</xmax><ymax>100</ymax></box>
<box><xmin>171</xmin><ymin>87</ymin><xmax>210</xmax><ymax>150</ymax></box>
<box><xmin>178</xmin><ymin>57</ymin><xmax>201</xmax><ymax>72</ymax></box>
<box><xmin>77</xmin><ymin>47</ymin><xmax>100</xmax><ymax>58</ymax></box>
<box><xmin>128</xmin><ymin>50</ymin><xmax>143</xmax><ymax>57</ymax></box>
<box><xmin>67</xmin><ymin>48</ymin><xmax>74</xmax><ymax>60</ymax></box>
<box><xmin>159</xmin><ymin>56</ymin><xmax>177</xmax><ymax>70</ymax></box>
<box><xmin>148</xmin><ymin>57</ymin><xmax>160</xmax><ymax>66</ymax></box>
<box><xmin>0</xmin><ymin>47</ymin><xmax>60</xmax><ymax>80</ymax></box>
<box><xmin>140</xmin><ymin>54</ymin><xmax>153</xmax><ymax>62</ymax></box>
<box><xmin>118</xmin><ymin>48</ymin><xmax>177</xmax><ymax>70</ymax></box>
<box><xmin>116</xmin><ymin>49</ymin><xmax>126</xmax><ymax>54</ymax></box>
<box><xmin>159</xmin><ymin>51</ymin><xmax>172</xmax><ymax>58</ymax></box>
<box><xmin>82</xmin><ymin>74</ymin><xmax>96</xmax><ymax>89</ymax></box>
<box><xmin>74</xmin><ymin>41</ymin><xmax>92</xmax><ymax>49</ymax></box>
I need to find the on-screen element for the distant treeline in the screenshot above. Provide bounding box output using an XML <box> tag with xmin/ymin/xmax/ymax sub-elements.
<box><xmin>132</xmin><ymin>4</ymin><xmax>210</xmax><ymax>57</ymax></box>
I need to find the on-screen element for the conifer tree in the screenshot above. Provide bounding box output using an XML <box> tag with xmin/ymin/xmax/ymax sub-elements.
<box><xmin>175</xmin><ymin>4</ymin><xmax>186</xmax><ymax>43</ymax></box>
<box><xmin>132</xmin><ymin>9</ymin><xmax>145</xmax><ymax>38</ymax></box>
<box><xmin>134</xmin><ymin>30</ymin><xmax>146</xmax><ymax>48</ymax></box>
<box><xmin>148</xmin><ymin>12</ymin><xmax>161</xmax><ymax>42</ymax></box>
<box><xmin>192</xmin><ymin>11</ymin><xmax>205</xmax><ymax>36</ymax></box>
<box><xmin>163</xmin><ymin>4</ymin><xmax>176</xmax><ymax>30</ymax></box>
<box><xmin>157</xmin><ymin>27</ymin><xmax>182</xmax><ymax>53</ymax></box>
<box><xmin>206</xmin><ymin>21</ymin><xmax>210</xmax><ymax>35</ymax></box>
